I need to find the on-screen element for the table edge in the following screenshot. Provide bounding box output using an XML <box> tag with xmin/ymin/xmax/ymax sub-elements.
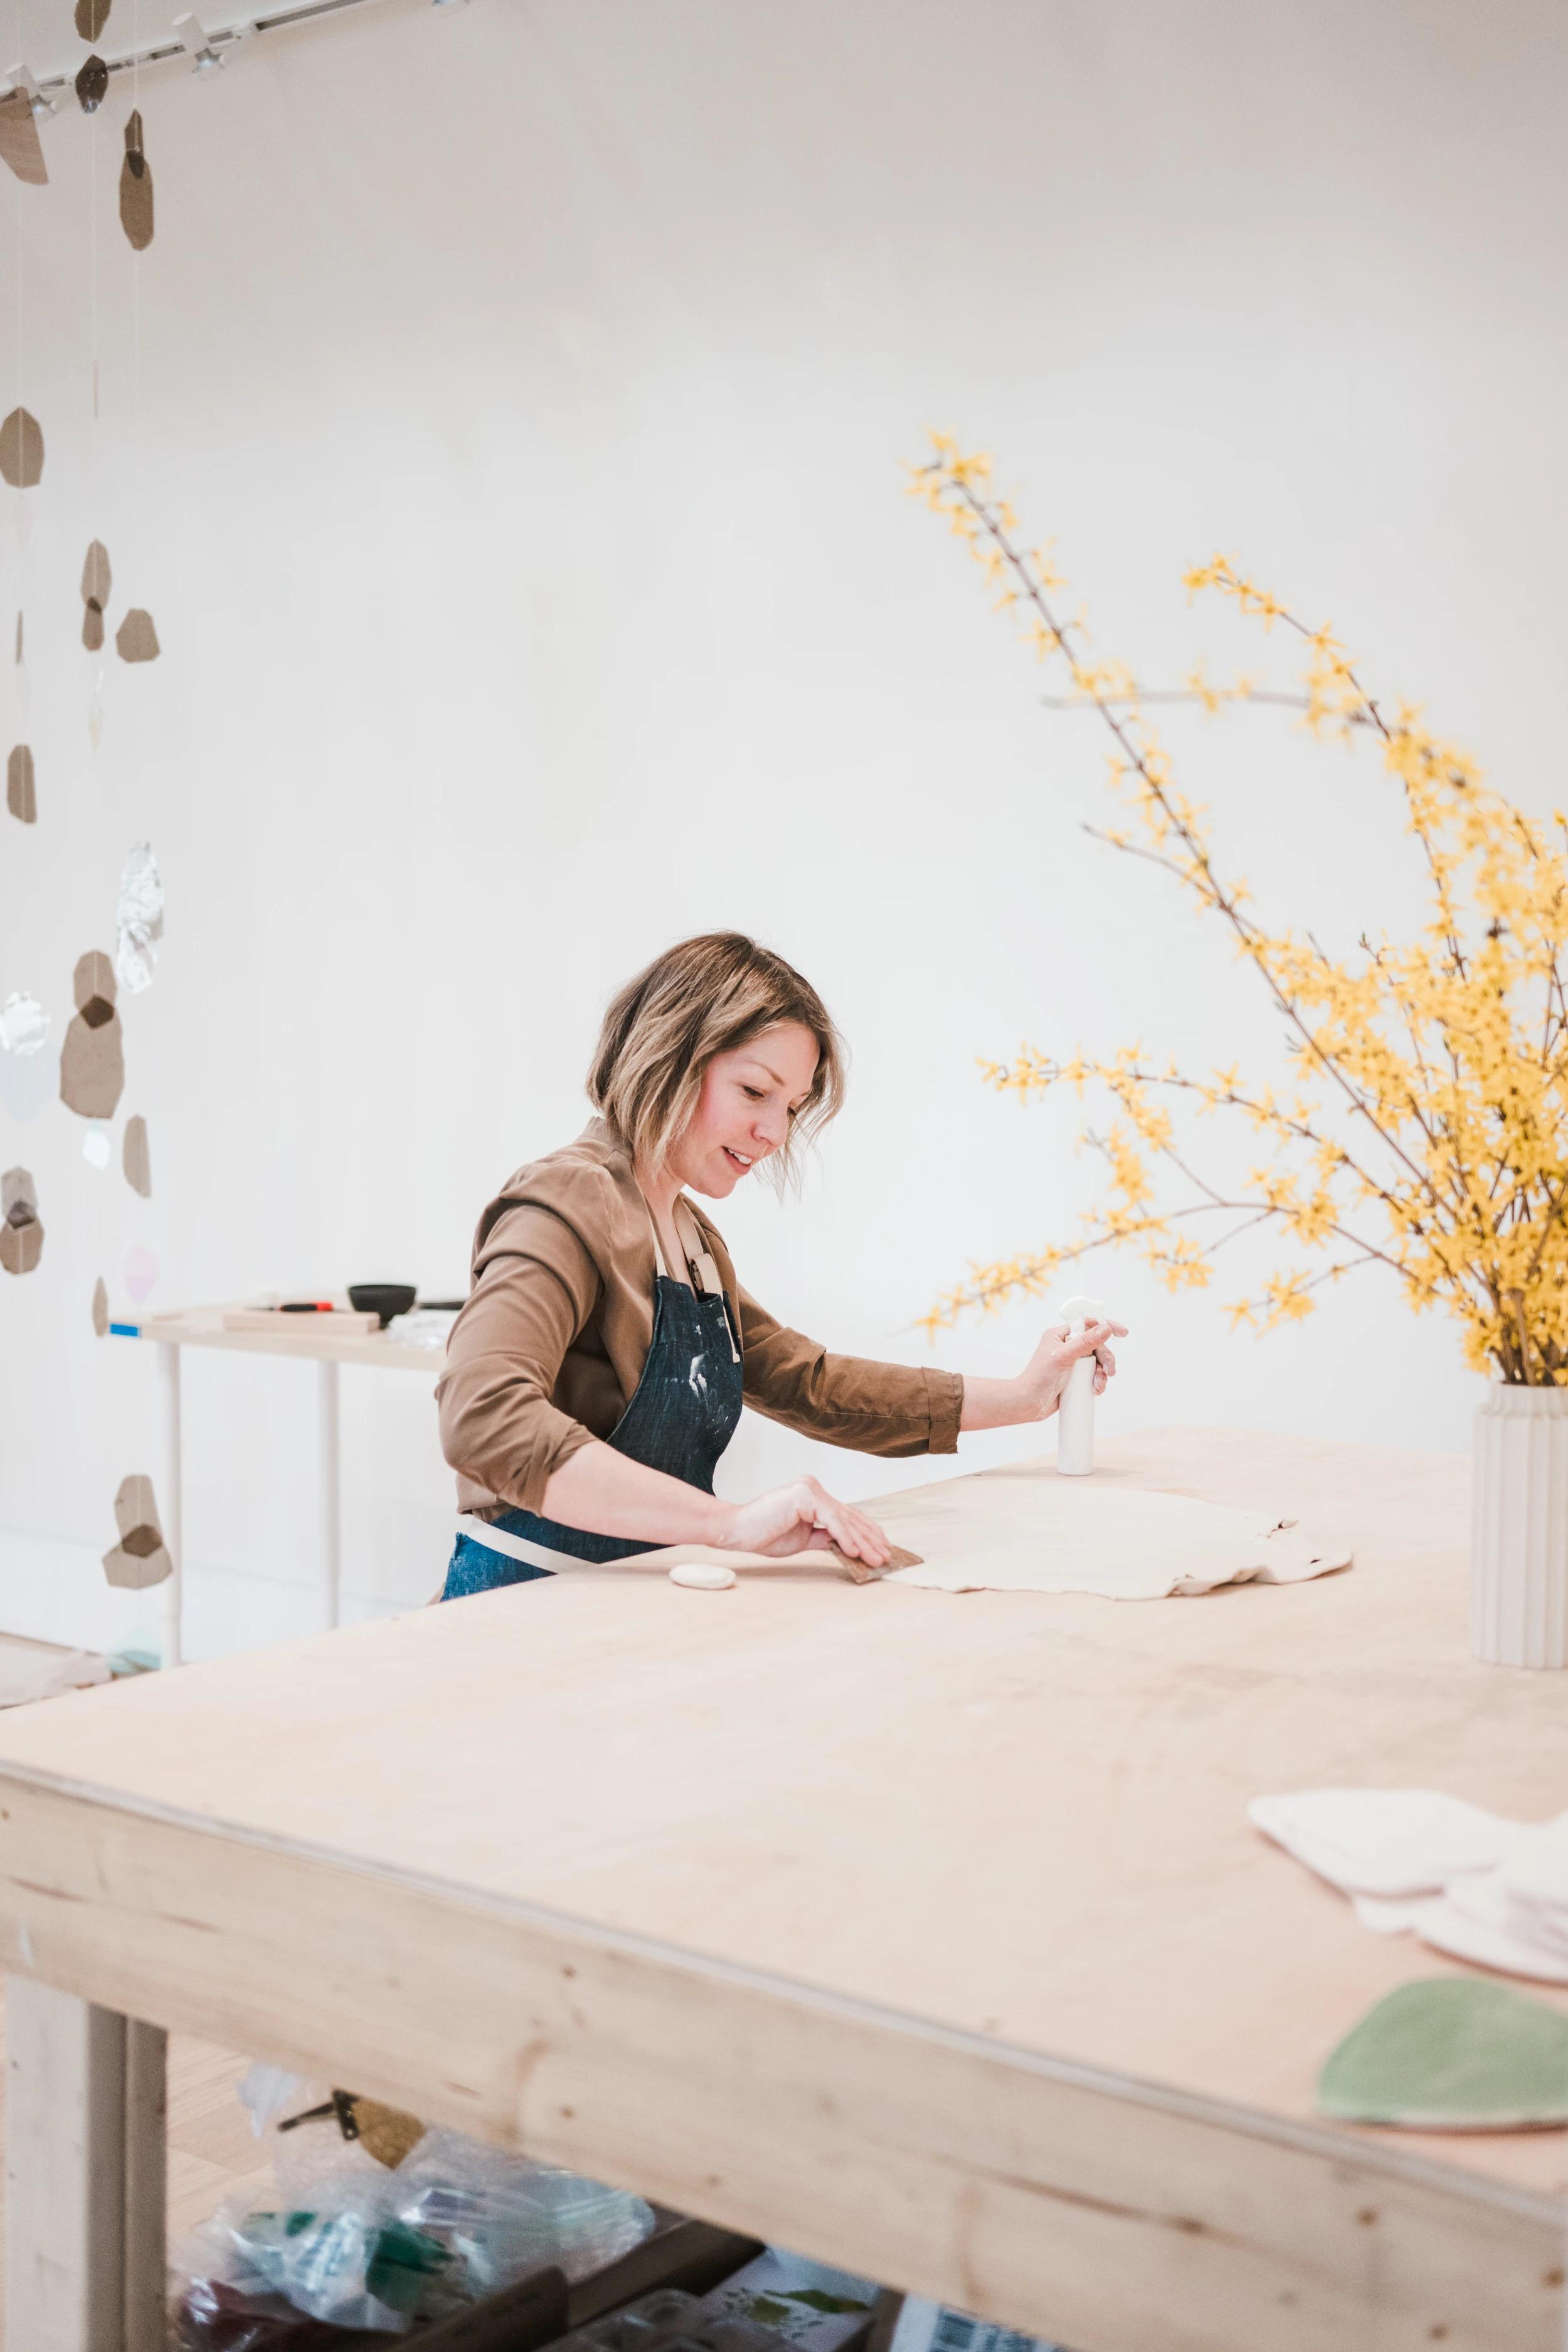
<box><xmin>0</xmin><ymin>1757</ymin><xmax>1554</xmax><ymax>2227</ymax></box>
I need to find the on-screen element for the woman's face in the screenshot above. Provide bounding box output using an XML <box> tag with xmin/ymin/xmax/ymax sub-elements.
<box><xmin>672</xmin><ymin>1020</ymin><xmax>821</xmax><ymax>1197</ymax></box>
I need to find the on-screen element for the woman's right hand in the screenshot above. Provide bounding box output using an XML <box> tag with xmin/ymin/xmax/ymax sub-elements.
<box><xmin>719</xmin><ymin>1477</ymin><xmax>893</xmax><ymax>1567</ymax></box>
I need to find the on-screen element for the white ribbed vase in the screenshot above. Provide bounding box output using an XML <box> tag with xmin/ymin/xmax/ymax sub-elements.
<box><xmin>1471</xmin><ymin>1384</ymin><xmax>1568</xmax><ymax>1668</ymax></box>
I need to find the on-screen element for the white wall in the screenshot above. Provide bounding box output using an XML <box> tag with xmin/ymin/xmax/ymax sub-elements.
<box><xmin>1</xmin><ymin>0</ymin><xmax>1564</xmax><ymax>1655</ymax></box>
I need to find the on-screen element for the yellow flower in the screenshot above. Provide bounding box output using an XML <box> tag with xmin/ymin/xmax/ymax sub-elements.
<box><xmin>913</xmin><ymin>432</ymin><xmax>1568</xmax><ymax>1384</ymax></box>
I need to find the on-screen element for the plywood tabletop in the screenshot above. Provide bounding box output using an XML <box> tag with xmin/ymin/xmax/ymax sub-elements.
<box><xmin>0</xmin><ymin>1423</ymin><xmax>1561</xmax><ymax>2217</ymax></box>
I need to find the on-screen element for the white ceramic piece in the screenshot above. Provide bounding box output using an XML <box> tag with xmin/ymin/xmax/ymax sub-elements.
<box><xmin>1471</xmin><ymin>1382</ymin><xmax>1568</xmax><ymax>1668</ymax></box>
<box><xmin>669</xmin><ymin>1561</ymin><xmax>736</xmax><ymax>1591</ymax></box>
<box><xmin>1054</xmin><ymin>1293</ymin><xmax>1103</xmax><ymax>1476</ymax></box>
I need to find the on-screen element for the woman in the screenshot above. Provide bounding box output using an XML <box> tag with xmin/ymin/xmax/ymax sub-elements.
<box><xmin>437</xmin><ymin>933</ymin><xmax>1124</xmax><ymax>1595</ymax></box>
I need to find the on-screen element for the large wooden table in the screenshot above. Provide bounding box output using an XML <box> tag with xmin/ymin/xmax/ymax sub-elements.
<box><xmin>1</xmin><ymin>1428</ymin><xmax>1564</xmax><ymax>2352</ymax></box>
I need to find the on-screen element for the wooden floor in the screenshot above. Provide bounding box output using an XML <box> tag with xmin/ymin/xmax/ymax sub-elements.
<box><xmin>0</xmin><ymin>1986</ymin><xmax>274</xmax><ymax>2346</ymax></box>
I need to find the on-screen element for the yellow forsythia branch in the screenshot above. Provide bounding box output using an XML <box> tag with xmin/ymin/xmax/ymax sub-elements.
<box><xmin>909</xmin><ymin>434</ymin><xmax>1568</xmax><ymax>1384</ymax></box>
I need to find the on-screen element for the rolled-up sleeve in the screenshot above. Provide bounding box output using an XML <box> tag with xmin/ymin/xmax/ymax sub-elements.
<box><xmin>437</xmin><ymin>1203</ymin><xmax>603</xmax><ymax>1513</ymax></box>
<box><xmin>736</xmin><ymin>1285</ymin><xmax>963</xmax><ymax>1457</ymax></box>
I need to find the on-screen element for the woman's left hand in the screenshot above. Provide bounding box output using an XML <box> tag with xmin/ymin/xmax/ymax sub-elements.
<box><xmin>1020</xmin><ymin>1316</ymin><xmax>1127</xmax><ymax>1417</ymax></box>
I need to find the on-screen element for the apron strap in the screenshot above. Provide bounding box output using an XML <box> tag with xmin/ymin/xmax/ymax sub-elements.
<box><xmin>676</xmin><ymin>1197</ymin><xmax>741</xmax><ymax>1363</ymax></box>
<box><xmin>635</xmin><ymin>1189</ymin><xmax>741</xmax><ymax>1361</ymax></box>
<box><xmin>454</xmin><ymin>1514</ymin><xmax>612</xmax><ymax>1574</ymax></box>
<box><xmin>674</xmin><ymin>1197</ymin><xmax>723</xmax><ymax>1296</ymax></box>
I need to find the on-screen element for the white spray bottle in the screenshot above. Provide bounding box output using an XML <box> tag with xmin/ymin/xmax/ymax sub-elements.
<box><xmin>1054</xmin><ymin>1293</ymin><xmax>1104</xmax><ymax>1476</ymax></box>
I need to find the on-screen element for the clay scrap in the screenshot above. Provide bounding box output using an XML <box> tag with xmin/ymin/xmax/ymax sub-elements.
<box><xmin>81</xmin><ymin>541</ymin><xmax>110</xmax><ymax>650</ymax></box>
<box><xmin>60</xmin><ymin>949</ymin><xmax>125</xmax><ymax>1119</ymax></box>
<box><xmin>6</xmin><ymin>744</ymin><xmax>35</xmax><ymax>824</ymax></box>
<box><xmin>0</xmin><ymin>1166</ymin><xmax>43</xmax><ymax>1276</ymax></box>
<box><xmin>0</xmin><ymin>90</ymin><xmax>47</xmax><ymax>188</ymax></box>
<box><xmin>75</xmin><ymin>55</ymin><xmax>109</xmax><ymax>113</ymax></box>
<box><xmin>122</xmin><ymin>1113</ymin><xmax>151</xmax><ymax>1197</ymax></box>
<box><xmin>119</xmin><ymin>109</ymin><xmax>153</xmax><ymax>250</ymax></box>
<box><xmin>0</xmin><ymin>408</ymin><xmax>44</xmax><ymax>488</ymax></box>
<box><xmin>102</xmin><ymin>1472</ymin><xmax>172</xmax><ymax>1589</ymax></box>
<box><xmin>115</xmin><ymin>608</ymin><xmax>159</xmax><ymax>663</ymax></box>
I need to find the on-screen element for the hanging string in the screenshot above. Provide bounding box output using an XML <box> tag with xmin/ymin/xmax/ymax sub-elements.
<box><xmin>11</xmin><ymin>0</ymin><xmax>26</xmax><ymax>736</ymax></box>
<box><xmin>132</xmin><ymin>0</ymin><xmax>141</xmax><ymax>472</ymax></box>
<box><xmin>91</xmin><ymin>90</ymin><xmax>98</xmax><ymax>421</ymax></box>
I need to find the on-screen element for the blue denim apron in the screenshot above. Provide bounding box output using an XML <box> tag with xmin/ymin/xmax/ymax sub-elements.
<box><xmin>440</xmin><ymin>1202</ymin><xmax>743</xmax><ymax>1599</ymax></box>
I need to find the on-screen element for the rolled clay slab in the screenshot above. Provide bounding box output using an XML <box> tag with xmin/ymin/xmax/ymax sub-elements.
<box><xmin>882</xmin><ymin>1479</ymin><xmax>1351</xmax><ymax>1600</ymax></box>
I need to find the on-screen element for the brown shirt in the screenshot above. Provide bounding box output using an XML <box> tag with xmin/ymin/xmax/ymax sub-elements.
<box><xmin>437</xmin><ymin>1119</ymin><xmax>963</xmax><ymax>1519</ymax></box>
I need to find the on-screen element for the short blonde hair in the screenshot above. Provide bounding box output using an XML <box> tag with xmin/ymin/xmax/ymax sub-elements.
<box><xmin>588</xmin><ymin>933</ymin><xmax>846</xmax><ymax>1186</ymax></box>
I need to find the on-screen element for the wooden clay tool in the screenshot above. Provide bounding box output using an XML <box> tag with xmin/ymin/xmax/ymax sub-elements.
<box><xmin>828</xmin><ymin>1542</ymin><xmax>923</xmax><ymax>1584</ymax></box>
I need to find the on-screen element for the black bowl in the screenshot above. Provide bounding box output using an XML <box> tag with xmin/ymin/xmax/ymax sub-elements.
<box><xmin>349</xmin><ymin>1283</ymin><xmax>417</xmax><ymax>1328</ymax></box>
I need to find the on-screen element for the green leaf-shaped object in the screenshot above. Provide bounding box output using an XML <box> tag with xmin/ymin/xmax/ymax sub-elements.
<box><xmin>1319</xmin><ymin>1977</ymin><xmax>1568</xmax><ymax>2129</ymax></box>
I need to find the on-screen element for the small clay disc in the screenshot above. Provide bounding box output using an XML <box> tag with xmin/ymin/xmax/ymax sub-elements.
<box><xmin>669</xmin><ymin>1561</ymin><xmax>736</xmax><ymax>1591</ymax></box>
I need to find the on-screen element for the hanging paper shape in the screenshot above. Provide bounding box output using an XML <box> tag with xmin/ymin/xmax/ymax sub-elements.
<box><xmin>82</xmin><ymin>1121</ymin><xmax>112</xmax><ymax>1170</ymax></box>
<box><xmin>122</xmin><ymin>1113</ymin><xmax>151</xmax><ymax>1197</ymax></box>
<box><xmin>81</xmin><ymin>541</ymin><xmax>110</xmax><ymax>650</ymax></box>
<box><xmin>0</xmin><ymin>409</ymin><xmax>44</xmax><ymax>489</ymax></box>
<box><xmin>0</xmin><ymin>992</ymin><xmax>47</xmax><ymax>1056</ymax></box>
<box><xmin>60</xmin><ymin>950</ymin><xmax>125</xmax><ymax>1120</ymax></box>
<box><xmin>6</xmin><ymin>744</ymin><xmax>35</xmax><ymax>824</ymax></box>
<box><xmin>123</xmin><ymin>1243</ymin><xmax>158</xmax><ymax>1302</ymax></box>
<box><xmin>102</xmin><ymin>1473</ymin><xmax>172</xmax><ymax>1589</ymax></box>
<box><xmin>119</xmin><ymin>110</ymin><xmax>153</xmax><ymax>250</ymax></box>
<box><xmin>0</xmin><ymin>90</ymin><xmax>48</xmax><ymax>188</ymax></box>
<box><xmin>75</xmin><ymin>55</ymin><xmax>109</xmax><ymax>113</ymax></box>
<box><xmin>115</xmin><ymin>608</ymin><xmax>159</xmax><ymax>662</ymax></box>
<box><xmin>115</xmin><ymin>842</ymin><xmax>164</xmax><ymax>992</ymax></box>
<box><xmin>0</xmin><ymin>1167</ymin><xmax>43</xmax><ymax>1276</ymax></box>
<box><xmin>75</xmin><ymin>0</ymin><xmax>112</xmax><ymax>40</ymax></box>
<box><xmin>82</xmin><ymin>542</ymin><xmax>111</xmax><ymax>603</ymax></box>
<box><xmin>0</xmin><ymin>993</ymin><xmax>55</xmax><ymax>1121</ymax></box>
<box><xmin>92</xmin><ymin>1276</ymin><xmax>110</xmax><ymax>1337</ymax></box>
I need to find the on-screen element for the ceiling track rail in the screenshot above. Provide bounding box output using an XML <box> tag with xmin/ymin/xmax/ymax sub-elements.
<box><xmin>8</xmin><ymin>0</ymin><xmax>453</xmax><ymax>109</ymax></box>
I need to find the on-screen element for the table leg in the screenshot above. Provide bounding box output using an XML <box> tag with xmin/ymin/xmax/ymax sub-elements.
<box><xmin>4</xmin><ymin>1979</ymin><xmax>167</xmax><ymax>2352</ymax></box>
<box><xmin>123</xmin><ymin>2020</ymin><xmax>167</xmax><ymax>2352</ymax></box>
<box><xmin>319</xmin><ymin>1359</ymin><xmax>341</xmax><ymax>1631</ymax></box>
<box><xmin>156</xmin><ymin>1342</ymin><xmax>183</xmax><ymax>1670</ymax></box>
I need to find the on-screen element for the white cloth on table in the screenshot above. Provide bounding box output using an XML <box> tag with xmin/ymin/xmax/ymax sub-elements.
<box><xmin>1250</xmin><ymin>1788</ymin><xmax>1568</xmax><ymax>1983</ymax></box>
